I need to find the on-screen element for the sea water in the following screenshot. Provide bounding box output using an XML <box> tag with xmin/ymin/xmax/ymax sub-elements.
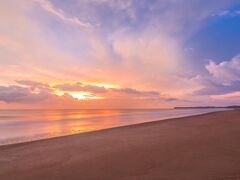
<box><xmin>0</xmin><ymin>108</ymin><xmax>228</xmax><ymax>145</ymax></box>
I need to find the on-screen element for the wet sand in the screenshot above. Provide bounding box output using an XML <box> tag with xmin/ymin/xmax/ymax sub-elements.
<box><xmin>0</xmin><ymin>109</ymin><xmax>240</xmax><ymax>180</ymax></box>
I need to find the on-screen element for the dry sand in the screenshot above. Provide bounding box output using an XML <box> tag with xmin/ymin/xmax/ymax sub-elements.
<box><xmin>0</xmin><ymin>109</ymin><xmax>240</xmax><ymax>180</ymax></box>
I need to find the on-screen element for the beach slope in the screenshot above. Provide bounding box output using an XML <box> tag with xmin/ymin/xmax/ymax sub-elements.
<box><xmin>0</xmin><ymin>109</ymin><xmax>240</xmax><ymax>180</ymax></box>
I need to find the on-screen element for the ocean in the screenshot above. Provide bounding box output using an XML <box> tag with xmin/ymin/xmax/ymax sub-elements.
<box><xmin>0</xmin><ymin>108</ymin><xmax>228</xmax><ymax>145</ymax></box>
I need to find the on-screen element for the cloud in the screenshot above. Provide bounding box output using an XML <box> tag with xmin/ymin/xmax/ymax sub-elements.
<box><xmin>213</xmin><ymin>9</ymin><xmax>240</xmax><ymax>17</ymax></box>
<box><xmin>35</xmin><ymin>0</ymin><xmax>92</xmax><ymax>28</ymax></box>
<box><xmin>194</xmin><ymin>81</ymin><xmax>240</xmax><ymax>96</ymax></box>
<box><xmin>0</xmin><ymin>0</ymin><xmax>93</xmax><ymax>85</ymax></box>
<box><xmin>55</xmin><ymin>82</ymin><xmax>107</xmax><ymax>94</ymax></box>
<box><xmin>0</xmin><ymin>80</ymin><xmax>53</xmax><ymax>104</ymax></box>
<box><xmin>0</xmin><ymin>81</ymin><xmax>179</xmax><ymax>107</ymax></box>
<box><xmin>0</xmin><ymin>85</ymin><xmax>50</xmax><ymax>103</ymax></box>
<box><xmin>205</xmin><ymin>55</ymin><xmax>240</xmax><ymax>85</ymax></box>
<box><xmin>16</xmin><ymin>80</ymin><xmax>50</xmax><ymax>88</ymax></box>
<box><xmin>54</xmin><ymin>82</ymin><xmax>161</xmax><ymax>98</ymax></box>
<box><xmin>0</xmin><ymin>0</ymin><xmax>238</xmax><ymax>108</ymax></box>
<box><xmin>111</xmin><ymin>88</ymin><xmax>160</xmax><ymax>97</ymax></box>
<box><xmin>194</xmin><ymin>55</ymin><xmax>240</xmax><ymax>95</ymax></box>
<box><xmin>216</xmin><ymin>10</ymin><xmax>230</xmax><ymax>16</ymax></box>
<box><xmin>63</xmin><ymin>0</ymin><xmax>234</xmax><ymax>34</ymax></box>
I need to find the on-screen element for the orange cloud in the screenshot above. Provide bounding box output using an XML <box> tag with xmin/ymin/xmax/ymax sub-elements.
<box><xmin>0</xmin><ymin>81</ymin><xmax>179</xmax><ymax>109</ymax></box>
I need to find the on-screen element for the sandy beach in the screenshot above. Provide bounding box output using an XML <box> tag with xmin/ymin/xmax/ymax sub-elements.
<box><xmin>0</xmin><ymin>109</ymin><xmax>240</xmax><ymax>180</ymax></box>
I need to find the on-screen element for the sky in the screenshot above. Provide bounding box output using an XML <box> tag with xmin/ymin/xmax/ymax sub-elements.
<box><xmin>0</xmin><ymin>0</ymin><xmax>240</xmax><ymax>109</ymax></box>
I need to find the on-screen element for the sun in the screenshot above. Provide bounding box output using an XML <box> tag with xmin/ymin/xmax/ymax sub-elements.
<box><xmin>51</xmin><ymin>82</ymin><xmax>116</xmax><ymax>100</ymax></box>
<box><xmin>68</xmin><ymin>92</ymin><xmax>103</xmax><ymax>100</ymax></box>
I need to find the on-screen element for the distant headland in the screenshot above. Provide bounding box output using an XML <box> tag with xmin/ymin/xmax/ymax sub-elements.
<box><xmin>174</xmin><ymin>105</ymin><xmax>240</xmax><ymax>109</ymax></box>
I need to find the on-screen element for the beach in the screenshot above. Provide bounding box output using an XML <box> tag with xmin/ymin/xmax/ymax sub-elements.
<box><xmin>0</xmin><ymin>109</ymin><xmax>240</xmax><ymax>180</ymax></box>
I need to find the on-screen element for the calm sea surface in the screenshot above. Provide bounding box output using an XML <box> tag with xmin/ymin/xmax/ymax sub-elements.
<box><xmin>0</xmin><ymin>108</ymin><xmax>228</xmax><ymax>145</ymax></box>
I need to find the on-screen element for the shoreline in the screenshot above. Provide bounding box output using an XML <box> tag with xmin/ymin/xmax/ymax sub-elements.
<box><xmin>0</xmin><ymin>108</ymin><xmax>230</xmax><ymax>148</ymax></box>
<box><xmin>1</xmin><ymin>109</ymin><xmax>240</xmax><ymax>180</ymax></box>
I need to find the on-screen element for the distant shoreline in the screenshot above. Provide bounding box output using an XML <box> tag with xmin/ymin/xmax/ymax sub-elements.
<box><xmin>174</xmin><ymin>105</ymin><xmax>240</xmax><ymax>109</ymax></box>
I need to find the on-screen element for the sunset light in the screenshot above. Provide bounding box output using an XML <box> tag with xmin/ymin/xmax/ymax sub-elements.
<box><xmin>1</xmin><ymin>1</ymin><xmax>240</xmax><ymax>180</ymax></box>
<box><xmin>0</xmin><ymin>0</ymin><xmax>239</xmax><ymax>109</ymax></box>
<box><xmin>68</xmin><ymin>92</ymin><xmax>103</xmax><ymax>100</ymax></box>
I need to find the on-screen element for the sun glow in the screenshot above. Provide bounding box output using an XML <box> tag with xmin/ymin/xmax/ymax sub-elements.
<box><xmin>53</xmin><ymin>89</ymin><xmax>103</xmax><ymax>100</ymax></box>
<box><xmin>88</xmin><ymin>83</ymin><xmax>119</xmax><ymax>89</ymax></box>
<box><xmin>53</xmin><ymin>89</ymin><xmax>65</xmax><ymax>96</ymax></box>
<box><xmin>68</xmin><ymin>92</ymin><xmax>103</xmax><ymax>100</ymax></box>
<box><xmin>50</xmin><ymin>81</ymin><xmax>117</xmax><ymax>100</ymax></box>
